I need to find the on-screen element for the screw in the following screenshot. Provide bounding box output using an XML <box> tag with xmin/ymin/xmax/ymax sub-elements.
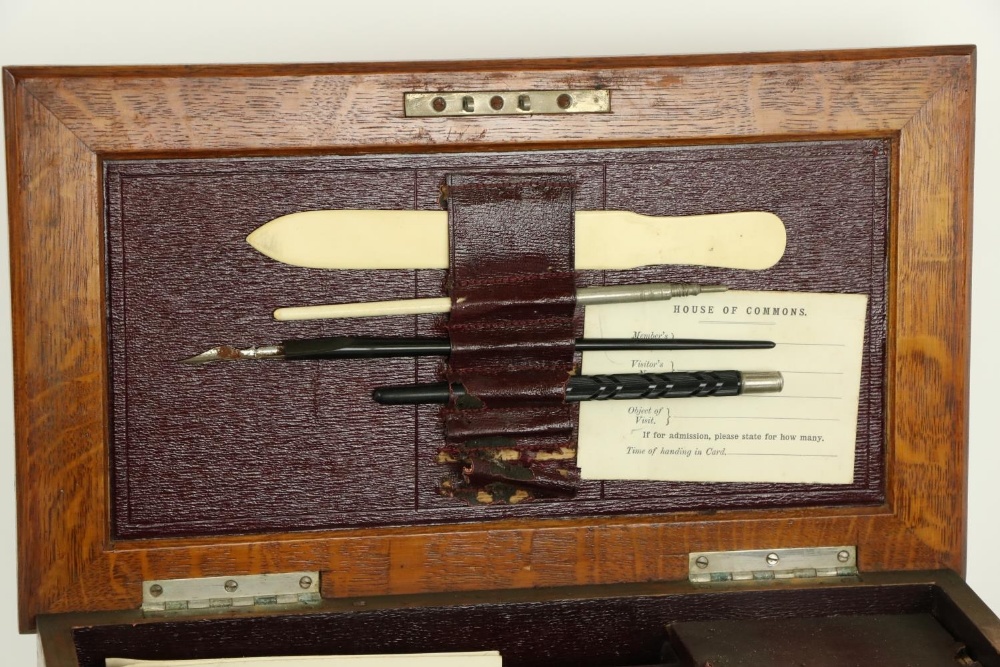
<box><xmin>462</xmin><ymin>96</ymin><xmax>475</xmax><ymax>112</ymax></box>
<box><xmin>557</xmin><ymin>93</ymin><xmax>573</xmax><ymax>109</ymax></box>
<box><xmin>224</xmin><ymin>579</ymin><xmax>239</xmax><ymax>593</ymax></box>
<box><xmin>148</xmin><ymin>584</ymin><xmax>163</xmax><ymax>598</ymax></box>
<box><xmin>695</xmin><ymin>556</ymin><xmax>710</xmax><ymax>569</ymax></box>
<box><xmin>299</xmin><ymin>576</ymin><xmax>313</xmax><ymax>590</ymax></box>
<box><xmin>490</xmin><ymin>95</ymin><xmax>504</xmax><ymax>111</ymax></box>
<box><xmin>518</xmin><ymin>94</ymin><xmax>531</xmax><ymax>111</ymax></box>
<box><xmin>431</xmin><ymin>97</ymin><xmax>446</xmax><ymax>113</ymax></box>
<box><xmin>837</xmin><ymin>550</ymin><xmax>851</xmax><ymax>563</ymax></box>
<box><xmin>765</xmin><ymin>553</ymin><xmax>780</xmax><ymax>567</ymax></box>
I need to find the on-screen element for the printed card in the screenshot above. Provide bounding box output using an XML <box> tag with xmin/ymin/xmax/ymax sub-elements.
<box><xmin>577</xmin><ymin>290</ymin><xmax>868</xmax><ymax>483</ymax></box>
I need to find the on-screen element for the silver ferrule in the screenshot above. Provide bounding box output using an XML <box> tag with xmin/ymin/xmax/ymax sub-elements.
<box><xmin>576</xmin><ymin>282</ymin><xmax>726</xmax><ymax>306</ymax></box>
<box><xmin>241</xmin><ymin>345</ymin><xmax>284</xmax><ymax>361</ymax></box>
<box><xmin>739</xmin><ymin>371</ymin><xmax>784</xmax><ymax>395</ymax></box>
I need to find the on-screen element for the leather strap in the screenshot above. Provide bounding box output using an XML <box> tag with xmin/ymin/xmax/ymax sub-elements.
<box><xmin>439</xmin><ymin>173</ymin><xmax>581</xmax><ymax>503</ymax></box>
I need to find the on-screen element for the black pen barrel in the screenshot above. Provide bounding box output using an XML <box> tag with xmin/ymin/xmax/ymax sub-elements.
<box><xmin>571</xmin><ymin>371</ymin><xmax>783</xmax><ymax>399</ymax></box>
<box><xmin>282</xmin><ymin>337</ymin><xmax>451</xmax><ymax>359</ymax></box>
<box><xmin>373</xmin><ymin>371</ymin><xmax>782</xmax><ymax>405</ymax></box>
<box><xmin>372</xmin><ymin>382</ymin><xmax>454</xmax><ymax>405</ymax></box>
<box><xmin>281</xmin><ymin>336</ymin><xmax>774</xmax><ymax>360</ymax></box>
<box><xmin>565</xmin><ymin>371</ymin><xmax>743</xmax><ymax>401</ymax></box>
<box><xmin>574</xmin><ymin>338</ymin><xmax>774</xmax><ymax>351</ymax></box>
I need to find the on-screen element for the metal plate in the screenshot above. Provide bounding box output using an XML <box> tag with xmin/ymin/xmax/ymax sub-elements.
<box><xmin>404</xmin><ymin>90</ymin><xmax>610</xmax><ymax>117</ymax></box>
<box><xmin>689</xmin><ymin>546</ymin><xmax>857</xmax><ymax>583</ymax></box>
<box><xmin>142</xmin><ymin>571</ymin><xmax>320</xmax><ymax>612</ymax></box>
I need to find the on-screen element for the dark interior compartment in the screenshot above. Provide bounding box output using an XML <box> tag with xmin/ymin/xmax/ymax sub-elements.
<box><xmin>65</xmin><ymin>574</ymin><xmax>999</xmax><ymax>667</ymax></box>
<box><xmin>106</xmin><ymin>140</ymin><xmax>889</xmax><ymax>538</ymax></box>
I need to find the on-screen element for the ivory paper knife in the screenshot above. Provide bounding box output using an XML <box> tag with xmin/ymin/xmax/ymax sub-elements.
<box><xmin>246</xmin><ymin>209</ymin><xmax>786</xmax><ymax>271</ymax></box>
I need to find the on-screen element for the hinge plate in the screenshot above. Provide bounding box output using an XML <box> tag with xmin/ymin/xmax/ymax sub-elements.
<box><xmin>689</xmin><ymin>546</ymin><xmax>858</xmax><ymax>584</ymax></box>
<box><xmin>142</xmin><ymin>571</ymin><xmax>321</xmax><ymax>613</ymax></box>
<box><xmin>404</xmin><ymin>89</ymin><xmax>611</xmax><ymax>117</ymax></box>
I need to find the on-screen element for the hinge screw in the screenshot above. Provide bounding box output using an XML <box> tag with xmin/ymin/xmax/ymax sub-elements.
<box><xmin>765</xmin><ymin>553</ymin><xmax>780</xmax><ymax>567</ymax></box>
<box><xmin>695</xmin><ymin>556</ymin><xmax>710</xmax><ymax>569</ymax></box>
<box><xmin>148</xmin><ymin>584</ymin><xmax>163</xmax><ymax>598</ymax></box>
<box><xmin>299</xmin><ymin>576</ymin><xmax>313</xmax><ymax>590</ymax></box>
<box><xmin>489</xmin><ymin>95</ymin><xmax>504</xmax><ymax>111</ymax></box>
<box><xmin>837</xmin><ymin>550</ymin><xmax>851</xmax><ymax>563</ymax></box>
<box><xmin>557</xmin><ymin>93</ymin><xmax>573</xmax><ymax>109</ymax></box>
<box><xmin>224</xmin><ymin>579</ymin><xmax>239</xmax><ymax>593</ymax></box>
<box><xmin>431</xmin><ymin>97</ymin><xmax>446</xmax><ymax>113</ymax></box>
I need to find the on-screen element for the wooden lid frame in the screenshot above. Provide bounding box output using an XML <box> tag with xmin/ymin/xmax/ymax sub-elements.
<box><xmin>3</xmin><ymin>46</ymin><xmax>975</xmax><ymax>631</ymax></box>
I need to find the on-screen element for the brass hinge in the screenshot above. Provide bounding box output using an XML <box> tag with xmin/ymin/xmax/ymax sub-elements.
<box><xmin>688</xmin><ymin>546</ymin><xmax>858</xmax><ymax>584</ymax></box>
<box><xmin>142</xmin><ymin>571</ymin><xmax>321</xmax><ymax>613</ymax></box>
<box><xmin>404</xmin><ymin>89</ymin><xmax>611</xmax><ymax>117</ymax></box>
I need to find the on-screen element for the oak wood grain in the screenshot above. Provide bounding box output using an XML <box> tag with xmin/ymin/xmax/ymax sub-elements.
<box><xmin>4</xmin><ymin>47</ymin><xmax>976</xmax><ymax>632</ymax></box>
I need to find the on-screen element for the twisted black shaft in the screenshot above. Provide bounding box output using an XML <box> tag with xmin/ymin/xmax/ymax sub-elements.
<box><xmin>564</xmin><ymin>371</ymin><xmax>743</xmax><ymax>402</ymax></box>
<box><xmin>371</xmin><ymin>370</ymin><xmax>759</xmax><ymax>405</ymax></box>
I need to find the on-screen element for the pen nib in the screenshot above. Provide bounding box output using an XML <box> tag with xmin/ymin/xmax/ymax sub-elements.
<box><xmin>180</xmin><ymin>345</ymin><xmax>283</xmax><ymax>365</ymax></box>
<box><xmin>180</xmin><ymin>345</ymin><xmax>246</xmax><ymax>365</ymax></box>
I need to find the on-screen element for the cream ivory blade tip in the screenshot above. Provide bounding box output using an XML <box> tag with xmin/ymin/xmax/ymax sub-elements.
<box><xmin>246</xmin><ymin>209</ymin><xmax>786</xmax><ymax>271</ymax></box>
<box><xmin>246</xmin><ymin>209</ymin><xmax>449</xmax><ymax>270</ymax></box>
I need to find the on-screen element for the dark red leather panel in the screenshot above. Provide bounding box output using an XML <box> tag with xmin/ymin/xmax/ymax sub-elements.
<box><xmin>105</xmin><ymin>140</ymin><xmax>889</xmax><ymax>537</ymax></box>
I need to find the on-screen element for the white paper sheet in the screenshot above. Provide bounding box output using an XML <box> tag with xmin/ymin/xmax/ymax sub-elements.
<box><xmin>577</xmin><ymin>290</ymin><xmax>868</xmax><ymax>483</ymax></box>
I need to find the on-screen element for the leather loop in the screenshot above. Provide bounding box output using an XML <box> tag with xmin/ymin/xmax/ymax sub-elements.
<box><xmin>444</xmin><ymin>173</ymin><xmax>578</xmax><ymax>406</ymax></box>
<box><xmin>439</xmin><ymin>173</ymin><xmax>581</xmax><ymax>503</ymax></box>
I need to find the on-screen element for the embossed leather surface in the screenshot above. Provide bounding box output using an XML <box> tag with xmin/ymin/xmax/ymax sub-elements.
<box><xmin>441</xmin><ymin>175</ymin><xmax>579</xmax><ymax>502</ymax></box>
<box><xmin>106</xmin><ymin>141</ymin><xmax>889</xmax><ymax>538</ymax></box>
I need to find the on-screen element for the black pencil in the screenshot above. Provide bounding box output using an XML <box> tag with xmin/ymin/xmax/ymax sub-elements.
<box><xmin>373</xmin><ymin>370</ymin><xmax>785</xmax><ymax>405</ymax></box>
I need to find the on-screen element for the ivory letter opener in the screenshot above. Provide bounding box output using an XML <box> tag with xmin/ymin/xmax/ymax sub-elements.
<box><xmin>246</xmin><ymin>209</ymin><xmax>786</xmax><ymax>271</ymax></box>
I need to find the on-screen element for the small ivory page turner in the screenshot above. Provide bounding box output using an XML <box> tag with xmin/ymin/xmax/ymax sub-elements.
<box><xmin>274</xmin><ymin>282</ymin><xmax>721</xmax><ymax>321</ymax></box>
<box><xmin>246</xmin><ymin>209</ymin><xmax>786</xmax><ymax>271</ymax></box>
